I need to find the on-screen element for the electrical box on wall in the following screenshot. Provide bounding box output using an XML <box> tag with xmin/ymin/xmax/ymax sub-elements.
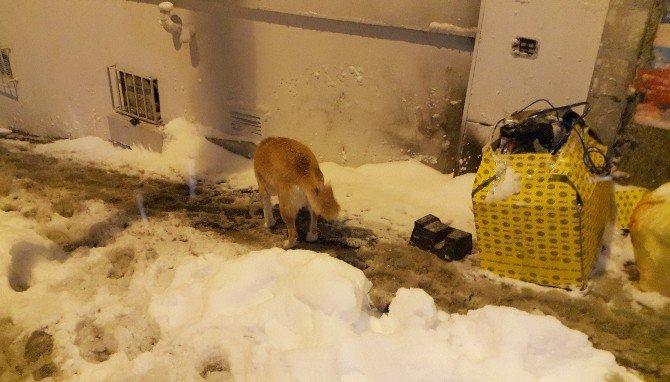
<box><xmin>512</xmin><ymin>37</ymin><xmax>538</xmax><ymax>58</ymax></box>
<box><xmin>457</xmin><ymin>0</ymin><xmax>610</xmax><ymax>173</ymax></box>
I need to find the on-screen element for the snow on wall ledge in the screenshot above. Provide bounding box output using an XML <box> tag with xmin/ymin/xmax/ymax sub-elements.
<box><xmin>428</xmin><ymin>22</ymin><xmax>478</xmax><ymax>38</ymax></box>
<box><xmin>223</xmin><ymin>0</ymin><xmax>480</xmax><ymax>35</ymax></box>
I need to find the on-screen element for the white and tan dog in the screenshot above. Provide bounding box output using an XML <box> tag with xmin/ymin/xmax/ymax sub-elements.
<box><xmin>254</xmin><ymin>137</ymin><xmax>340</xmax><ymax>248</ymax></box>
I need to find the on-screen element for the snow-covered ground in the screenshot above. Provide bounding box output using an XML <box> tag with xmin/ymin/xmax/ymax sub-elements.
<box><xmin>1</xmin><ymin>118</ymin><xmax>662</xmax><ymax>381</ymax></box>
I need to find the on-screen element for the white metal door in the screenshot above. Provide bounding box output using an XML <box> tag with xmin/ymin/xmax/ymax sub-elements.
<box><xmin>457</xmin><ymin>0</ymin><xmax>610</xmax><ymax>172</ymax></box>
<box><xmin>464</xmin><ymin>0</ymin><xmax>610</xmax><ymax>125</ymax></box>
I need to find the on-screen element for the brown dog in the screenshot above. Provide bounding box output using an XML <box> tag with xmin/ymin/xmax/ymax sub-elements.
<box><xmin>253</xmin><ymin>137</ymin><xmax>340</xmax><ymax>248</ymax></box>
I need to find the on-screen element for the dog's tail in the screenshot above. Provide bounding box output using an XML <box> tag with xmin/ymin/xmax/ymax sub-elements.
<box><xmin>302</xmin><ymin>172</ymin><xmax>340</xmax><ymax>220</ymax></box>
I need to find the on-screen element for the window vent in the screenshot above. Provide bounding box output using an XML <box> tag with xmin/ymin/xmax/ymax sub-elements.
<box><xmin>230</xmin><ymin>110</ymin><xmax>262</xmax><ymax>138</ymax></box>
<box><xmin>107</xmin><ymin>65</ymin><xmax>161</xmax><ymax>125</ymax></box>
<box><xmin>0</xmin><ymin>48</ymin><xmax>15</xmax><ymax>82</ymax></box>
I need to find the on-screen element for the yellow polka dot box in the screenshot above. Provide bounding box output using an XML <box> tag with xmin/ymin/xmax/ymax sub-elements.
<box><xmin>613</xmin><ymin>185</ymin><xmax>648</xmax><ymax>230</ymax></box>
<box><xmin>471</xmin><ymin>129</ymin><xmax>612</xmax><ymax>288</ymax></box>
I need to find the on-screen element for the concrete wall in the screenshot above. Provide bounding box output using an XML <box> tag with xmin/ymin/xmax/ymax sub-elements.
<box><xmin>587</xmin><ymin>0</ymin><xmax>657</xmax><ymax>145</ymax></box>
<box><xmin>0</xmin><ymin>0</ymin><xmax>478</xmax><ymax>168</ymax></box>
<box><xmin>609</xmin><ymin>0</ymin><xmax>670</xmax><ymax>189</ymax></box>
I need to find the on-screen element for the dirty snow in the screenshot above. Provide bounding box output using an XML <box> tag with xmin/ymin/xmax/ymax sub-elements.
<box><xmin>0</xmin><ymin>118</ymin><xmax>658</xmax><ymax>381</ymax></box>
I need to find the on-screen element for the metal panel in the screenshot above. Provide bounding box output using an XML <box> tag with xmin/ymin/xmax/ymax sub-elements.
<box><xmin>462</xmin><ymin>0</ymin><xmax>610</xmax><ymax>126</ymax></box>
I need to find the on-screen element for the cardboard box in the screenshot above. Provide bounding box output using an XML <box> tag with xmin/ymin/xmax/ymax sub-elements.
<box><xmin>472</xmin><ymin>129</ymin><xmax>612</xmax><ymax>288</ymax></box>
<box><xmin>614</xmin><ymin>185</ymin><xmax>648</xmax><ymax>230</ymax></box>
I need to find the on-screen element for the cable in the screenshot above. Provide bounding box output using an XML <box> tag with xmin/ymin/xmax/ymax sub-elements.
<box><xmin>491</xmin><ymin>99</ymin><xmax>558</xmax><ymax>141</ymax></box>
<box><xmin>572</xmin><ymin>125</ymin><xmax>611</xmax><ymax>175</ymax></box>
<box><xmin>527</xmin><ymin>101</ymin><xmax>589</xmax><ymax>118</ymax></box>
<box><xmin>489</xmin><ymin>117</ymin><xmax>506</xmax><ymax>141</ymax></box>
<box><xmin>571</xmin><ymin>102</ymin><xmax>611</xmax><ymax>175</ymax></box>
<box><xmin>515</xmin><ymin>99</ymin><xmax>559</xmax><ymax>120</ymax></box>
<box><xmin>491</xmin><ymin>99</ymin><xmax>611</xmax><ymax>174</ymax></box>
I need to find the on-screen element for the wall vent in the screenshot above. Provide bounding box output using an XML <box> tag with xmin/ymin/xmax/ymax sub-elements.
<box><xmin>0</xmin><ymin>48</ymin><xmax>15</xmax><ymax>82</ymax></box>
<box><xmin>107</xmin><ymin>65</ymin><xmax>162</xmax><ymax>125</ymax></box>
<box><xmin>230</xmin><ymin>110</ymin><xmax>262</xmax><ymax>139</ymax></box>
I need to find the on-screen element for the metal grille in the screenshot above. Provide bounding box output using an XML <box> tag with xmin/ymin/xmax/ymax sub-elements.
<box><xmin>0</xmin><ymin>48</ymin><xmax>14</xmax><ymax>81</ymax></box>
<box><xmin>107</xmin><ymin>65</ymin><xmax>161</xmax><ymax>124</ymax></box>
<box><xmin>230</xmin><ymin>110</ymin><xmax>262</xmax><ymax>138</ymax></box>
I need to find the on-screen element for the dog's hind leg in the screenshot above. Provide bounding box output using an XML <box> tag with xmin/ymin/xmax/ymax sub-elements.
<box><xmin>278</xmin><ymin>189</ymin><xmax>299</xmax><ymax>249</ymax></box>
<box><xmin>258</xmin><ymin>182</ymin><xmax>276</xmax><ymax>228</ymax></box>
<box><xmin>306</xmin><ymin>205</ymin><xmax>318</xmax><ymax>242</ymax></box>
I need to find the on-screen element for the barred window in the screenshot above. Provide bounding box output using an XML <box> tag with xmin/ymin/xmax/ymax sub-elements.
<box><xmin>1</xmin><ymin>48</ymin><xmax>14</xmax><ymax>81</ymax></box>
<box><xmin>107</xmin><ymin>65</ymin><xmax>161</xmax><ymax>124</ymax></box>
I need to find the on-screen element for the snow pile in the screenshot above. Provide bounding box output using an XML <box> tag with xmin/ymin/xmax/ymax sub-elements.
<box><xmin>323</xmin><ymin>161</ymin><xmax>475</xmax><ymax>235</ymax></box>
<box><xmin>33</xmin><ymin>118</ymin><xmax>250</xmax><ymax>182</ymax></box>
<box><xmin>0</xmin><ymin>222</ymin><xmax>639</xmax><ymax>381</ymax></box>
<box><xmin>0</xmin><ymin>186</ymin><xmax>639</xmax><ymax>381</ymax></box>
<box><xmin>140</xmin><ymin>250</ymin><xmax>636</xmax><ymax>382</ymax></box>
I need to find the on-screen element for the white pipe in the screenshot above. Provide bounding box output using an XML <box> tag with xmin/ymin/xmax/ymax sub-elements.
<box><xmin>179</xmin><ymin>25</ymin><xmax>196</xmax><ymax>44</ymax></box>
<box><xmin>158</xmin><ymin>2</ymin><xmax>195</xmax><ymax>44</ymax></box>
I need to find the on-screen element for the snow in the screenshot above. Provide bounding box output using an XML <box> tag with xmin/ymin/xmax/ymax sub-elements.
<box><xmin>33</xmin><ymin>118</ymin><xmax>250</xmax><ymax>183</ymax></box>
<box><xmin>0</xmin><ymin>209</ymin><xmax>639</xmax><ymax>381</ymax></box>
<box><xmin>0</xmin><ymin>118</ymin><xmax>653</xmax><ymax>381</ymax></box>
<box><xmin>484</xmin><ymin>159</ymin><xmax>522</xmax><ymax>202</ymax></box>
<box><xmin>230</xmin><ymin>160</ymin><xmax>477</xmax><ymax>238</ymax></box>
<box><xmin>428</xmin><ymin>22</ymin><xmax>478</xmax><ymax>38</ymax></box>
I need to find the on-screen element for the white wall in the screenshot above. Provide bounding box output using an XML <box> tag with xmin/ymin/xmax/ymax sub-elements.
<box><xmin>233</xmin><ymin>0</ymin><xmax>479</xmax><ymax>32</ymax></box>
<box><xmin>0</xmin><ymin>0</ymin><xmax>478</xmax><ymax>168</ymax></box>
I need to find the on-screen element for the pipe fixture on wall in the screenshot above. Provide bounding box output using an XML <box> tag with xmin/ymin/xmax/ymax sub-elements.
<box><xmin>158</xmin><ymin>2</ymin><xmax>195</xmax><ymax>44</ymax></box>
